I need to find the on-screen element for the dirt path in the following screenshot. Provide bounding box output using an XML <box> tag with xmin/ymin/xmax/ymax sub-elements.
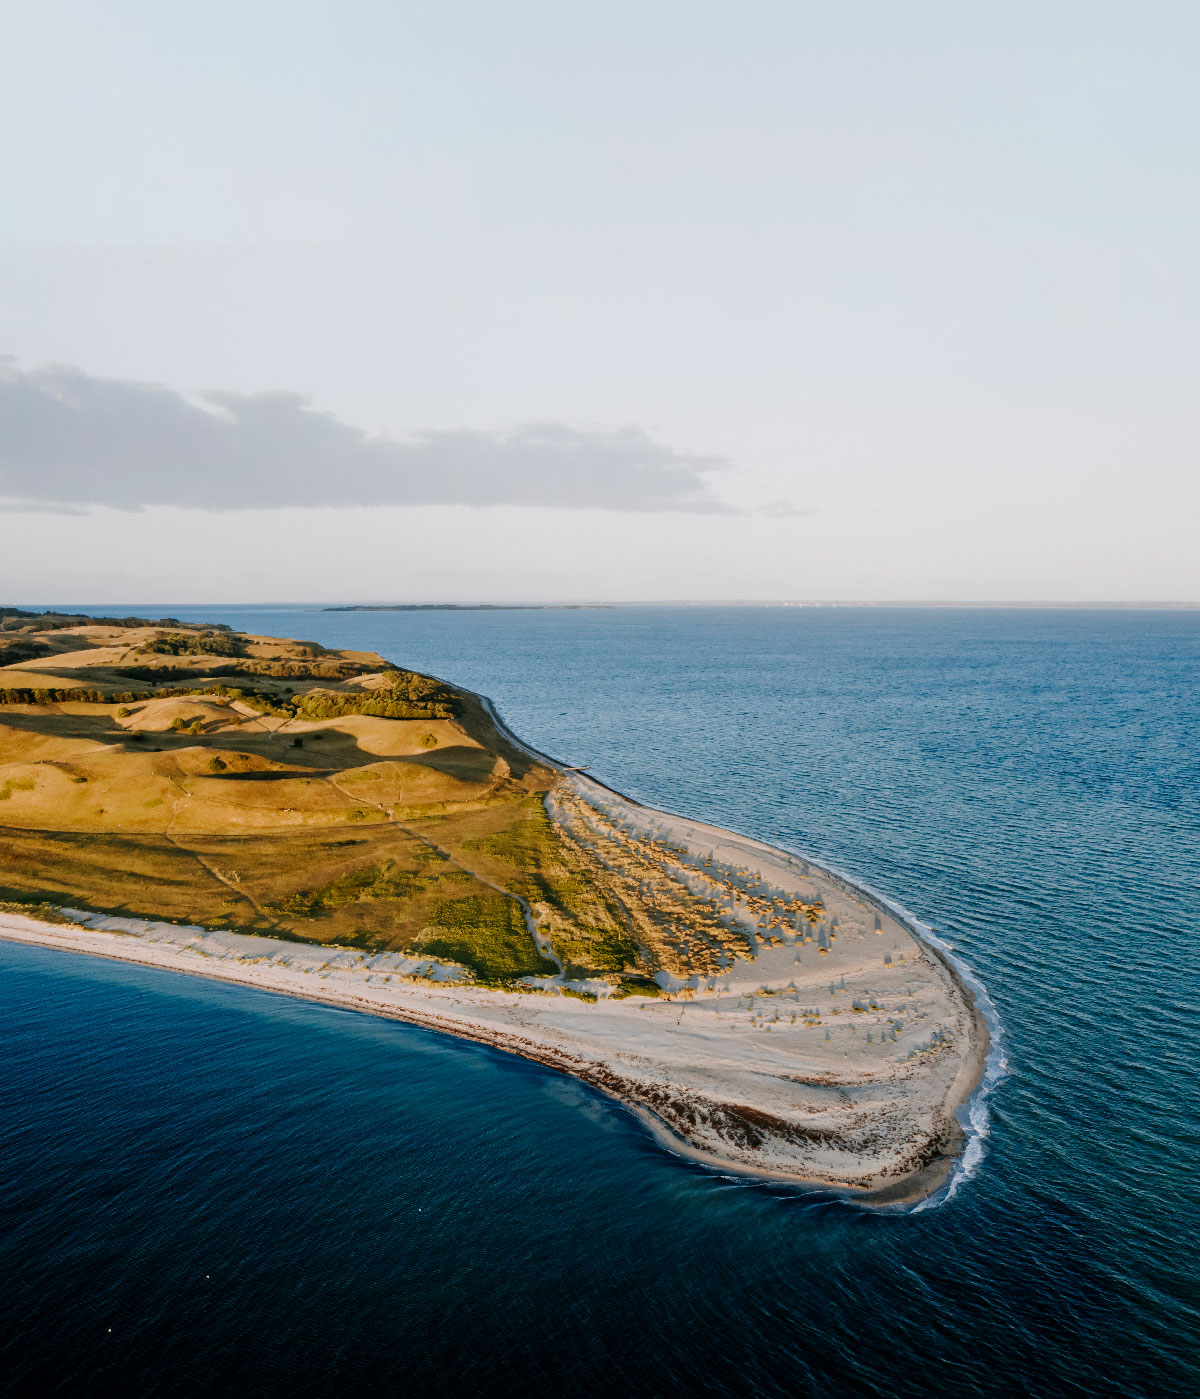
<box><xmin>324</xmin><ymin>773</ymin><xmax>561</xmax><ymax>975</ymax></box>
<box><xmin>163</xmin><ymin>769</ymin><xmax>269</xmax><ymax>920</ymax></box>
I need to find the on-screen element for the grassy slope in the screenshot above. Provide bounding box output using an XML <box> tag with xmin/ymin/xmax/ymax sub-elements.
<box><xmin>0</xmin><ymin>615</ymin><xmax>651</xmax><ymax>985</ymax></box>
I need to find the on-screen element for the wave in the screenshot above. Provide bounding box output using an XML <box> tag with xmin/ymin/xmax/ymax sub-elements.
<box><xmin>478</xmin><ymin>692</ymin><xmax>1009</xmax><ymax>1212</ymax></box>
<box><xmin>809</xmin><ymin>865</ymin><xmax>1009</xmax><ymax>1213</ymax></box>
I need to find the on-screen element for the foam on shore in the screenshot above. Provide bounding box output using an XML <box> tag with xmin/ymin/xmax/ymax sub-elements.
<box><xmin>0</xmin><ymin>684</ymin><xmax>997</xmax><ymax>1206</ymax></box>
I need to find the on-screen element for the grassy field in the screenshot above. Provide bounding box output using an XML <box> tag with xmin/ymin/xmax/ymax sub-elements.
<box><xmin>0</xmin><ymin>613</ymin><xmax>660</xmax><ymax>988</ymax></box>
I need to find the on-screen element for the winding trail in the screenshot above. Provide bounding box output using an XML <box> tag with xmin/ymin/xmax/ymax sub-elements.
<box><xmin>324</xmin><ymin>772</ymin><xmax>561</xmax><ymax>976</ymax></box>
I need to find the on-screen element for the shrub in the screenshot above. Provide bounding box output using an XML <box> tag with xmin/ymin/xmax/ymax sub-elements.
<box><xmin>419</xmin><ymin>894</ymin><xmax>557</xmax><ymax>985</ymax></box>
<box><xmin>610</xmin><ymin>975</ymin><xmax>663</xmax><ymax>999</ymax></box>
<box><xmin>0</xmin><ymin>899</ymin><xmax>80</xmax><ymax>926</ymax></box>
<box><xmin>272</xmin><ymin>860</ymin><xmax>433</xmax><ymax>918</ymax></box>
<box><xmin>139</xmin><ymin>630</ymin><xmax>243</xmax><ymax>658</ymax></box>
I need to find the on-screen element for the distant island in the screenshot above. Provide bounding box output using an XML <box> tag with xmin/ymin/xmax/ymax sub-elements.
<box><xmin>0</xmin><ymin>607</ymin><xmax>987</xmax><ymax>1203</ymax></box>
<box><xmin>326</xmin><ymin>604</ymin><xmax>613</xmax><ymax>612</ymax></box>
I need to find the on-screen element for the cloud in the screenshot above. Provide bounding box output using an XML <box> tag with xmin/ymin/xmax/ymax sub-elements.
<box><xmin>0</xmin><ymin>360</ymin><xmax>730</xmax><ymax>514</ymax></box>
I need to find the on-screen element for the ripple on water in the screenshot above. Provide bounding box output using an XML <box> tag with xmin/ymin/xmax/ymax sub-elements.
<box><xmin>0</xmin><ymin>604</ymin><xmax>1197</xmax><ymax>1398</ymax></box>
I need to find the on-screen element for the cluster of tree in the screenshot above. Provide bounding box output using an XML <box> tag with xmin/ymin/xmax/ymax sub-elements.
<box><xmin>0</xmin><ymin>639</ymin><xmax>45</xmax><ymax>667</ymax></box>
<box><xmin>1</xmin><ymin>608</ymin><xmax>184</xmax><ymax>631</ymax></box>
<box><xmin>0</xmin><ymin>682</ymin><xmax>263</xmax><ymax>707</ymax></box>
<box><xmin>0</xmin><ymin>666</ymin><xmax>457</xmax><ymax>722</ymax></box>
<box><xmin>114</xmin><ymin>658</ymin><xmax>376</xmax><ymax>683</ymax></box>
<box><xmin>384</xmin><ymin>669</ymin><xmax>452</xmax><ymax>705</ymax></box>
<box><xmin>137</xmin><ymin>630</ymin><xmax>244</xmax><ymax>658</ymax></box>
<box><xmin>0</xmin><ymin>681</ymin><xmax>296</xmax><ymax>712</ymax></box>
<box><xmin>0</xmin><ymin>687</ymin><xmax>168</xmax><ymax>705</ymax></box>
<box><xmin>205</xmin><ymin>670</ymin><xmax>455</xmax><ymax>721</ymax></box>
<box><xmin>287</xmin><ymin>689</ymin><xmax>454</xmax><ymax>721</ymax></box>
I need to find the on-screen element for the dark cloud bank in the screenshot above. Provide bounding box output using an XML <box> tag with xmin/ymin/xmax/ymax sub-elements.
<box><xmin>0</xmin><ymin>361</ymin><xmax>729</xmax><ymax>514</ymax></box>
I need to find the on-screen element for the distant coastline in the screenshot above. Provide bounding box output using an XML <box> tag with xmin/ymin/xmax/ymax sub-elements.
<box><xmin>320</xmin><ymin>601</ymin><xmax>1198</xmax><ymax>613</ymax></box>
<box><xmin>325</xmin><ymin>604</ymin><xmax>614</xmax><ymax>612</ymax></box>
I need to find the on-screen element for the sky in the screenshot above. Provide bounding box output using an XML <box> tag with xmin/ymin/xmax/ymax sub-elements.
<box><xmin>1</xmin><ymin>1</ymin><xmax>1196</xmax><ymax>604</ymax></box>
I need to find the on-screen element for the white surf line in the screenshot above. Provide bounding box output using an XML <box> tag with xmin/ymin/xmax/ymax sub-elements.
<box><xmin>785</xmin><ymin>857</ymin><xmax>1009</xmax><ymax>1213</ymax></box>
<box><xmin>475</xmin><ymin>688</ymin><xmax>1004</xmax><ymax>1210</ymax></box>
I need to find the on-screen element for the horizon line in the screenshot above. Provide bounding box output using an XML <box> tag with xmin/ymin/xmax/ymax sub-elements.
<box><xmin>6</xmin><ymin>598</ymin><xmax>1199</xmax><ymax>612</ymax></box>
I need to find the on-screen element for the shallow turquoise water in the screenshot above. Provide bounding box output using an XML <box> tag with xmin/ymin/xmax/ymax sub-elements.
<box><xmin>2</xmin><ymin>605</ymin><xmax>1197</xmax><ymax>1396</ymax></box>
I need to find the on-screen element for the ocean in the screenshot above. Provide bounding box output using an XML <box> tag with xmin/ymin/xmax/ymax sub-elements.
<box><xmin>1</xmin><ymin>605</ymin><xmax>1197</xmax><ymax>1397</ymax></box>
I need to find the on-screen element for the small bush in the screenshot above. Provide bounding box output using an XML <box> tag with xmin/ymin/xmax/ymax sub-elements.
<box><xmin>139</xmin><ymin>630</ymin><xmax>243</xmax><ymax>658</ymax></box>
<box><xmin>610</xmin><ymin>975</ymin><xmax>663</xmax><ymax>999</ymax></box>
<box><xmin>0</xmin><ymin>899</ymin><xmax>80</xmax><ymax>926</ymax></box>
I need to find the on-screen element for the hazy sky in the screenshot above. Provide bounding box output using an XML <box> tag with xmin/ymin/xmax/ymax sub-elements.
<box><xmin>1</xmin><ymin>1</ymin><xmax>1196</xmax><ymax>603</ymax></box>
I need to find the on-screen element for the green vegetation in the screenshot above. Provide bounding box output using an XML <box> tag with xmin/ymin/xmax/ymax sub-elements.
<box><xmin>461</xmin><ymin>798</ymin><xmax>639</xmax><ymax>975</ymax></box>
<box><xmin>271</xmin><ymin>857</ymin><xmax>445</xmax><ymax>918</ymax></box>
<box><xmin>139</xmin><ymin>630</ymin><xmax>243</xmax><ymax>657</ymax></box>
<box><xmin>114</xmin><ymin>658</ymin><xmax>376</xmax><ymax>683</ymax></box>
<box><xmin>0</xmin><ymin>685</ymin><xmax>213</xmax><ymax>706</ymax></box>
<box><xmin>0</xmin><ymin>608</ymin><xmax>182</xmax><ymax>631</ymax></box>
<box><xmin>561</xmin><ymin>986</ymin><xmax>598</xmax><ymax>1002</ymax></box>
<box><xmin>419</xmin><ymin>894</ymin><xmax>557</xmax><ymax>985</ymax></box>
<box><xmin>0</xmin><ymin>615</ymin><xmax>667</xmax><ymax>991</ymax></box>
<box><xmin>287</xmin><ymin>689</ymin><xmax>453</xmax><ymax>721</ymax></box>
<box><xmin>0</xmin><ymin>640</ymin><xmax>45</xmax><ymax>666</ymax></box>
<box><xmin>610</xmin><ymin>974</ymin><xmax>663</xmax><ymax>999</ymax></box>
<box><xmin>278</xmin><ymin>671</ymin><xmax>455</xmax><ymax>722</ymax></box>
<box><xmin>0</xmin><ymin>898</ymin><xmax>81</xmax><ymax>926</ymax></box>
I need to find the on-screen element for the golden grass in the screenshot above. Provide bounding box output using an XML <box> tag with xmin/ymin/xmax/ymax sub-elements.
<box><xmin>0</xmin><ymin>617</ymin><xmax>745</xmax><ymax>986</ymax></box>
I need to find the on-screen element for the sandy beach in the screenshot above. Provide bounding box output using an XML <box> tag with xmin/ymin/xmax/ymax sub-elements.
<box><xmin>0</xmin><ymin>765</ymin><xmax>988</xmax><ymax>1204</ymax></box>
<box><xmin>0</xmin><ymin>617</ymin><xmax>990</xmax><ymax>1204</ymax></box>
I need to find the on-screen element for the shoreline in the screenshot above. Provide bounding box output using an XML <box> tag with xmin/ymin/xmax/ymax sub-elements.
<box><xmin>0</xmin><ymin>678</ymin><xmax>995</xmax><ymax>1207</ymax></box>
<box><xmin>483</xmin><ymin>693</ymin><xmax>995</xmax><ymax>1203</ymax></box>
<box><xmin>0</xmin><ymin>909</ymin><xmax>976</xmax><ymax>1208</ymax></box>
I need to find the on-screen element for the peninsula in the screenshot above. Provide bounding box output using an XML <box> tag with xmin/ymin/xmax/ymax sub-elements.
<box><xmin>0</xmin><ymin>608</ymin><xmax>987</xmax><ymax>1202</ymax></box>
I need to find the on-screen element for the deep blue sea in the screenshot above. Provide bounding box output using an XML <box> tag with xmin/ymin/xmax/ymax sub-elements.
<box><xmin>2</xmin><ymin>605</ymin><xmax>1198</xmax><ymax>1398</ymax></box>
